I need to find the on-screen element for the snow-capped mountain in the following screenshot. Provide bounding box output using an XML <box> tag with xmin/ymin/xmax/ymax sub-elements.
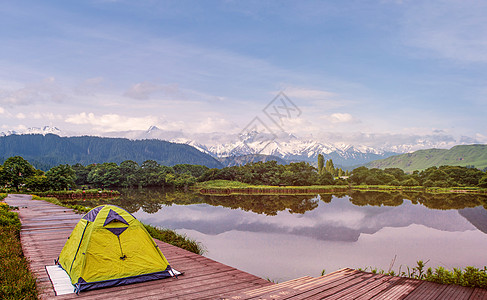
<box><xmin>3</xmin><ymin>125</ymin><xmax>472</xmax><ymax>167</ymax></box>
<box><xmin>0</xmin><ymin>126</ymin><xmax>61</xmax><ymax>137</ymax></box>
<box><xmin>106</xmin><ymin>126</ymin><xmax>396</xmax><ymax>166</ymax></box>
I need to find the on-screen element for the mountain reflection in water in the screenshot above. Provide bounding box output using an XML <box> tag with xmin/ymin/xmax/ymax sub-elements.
<box><xmin>64</xmin><ymin>189</ymin><xmax>487</xmax><ymax>281</ymax></box>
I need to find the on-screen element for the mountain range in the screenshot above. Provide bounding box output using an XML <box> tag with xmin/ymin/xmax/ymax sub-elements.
<box><xmin>101</xmin><ymin>126</ymin><xmax>403</xmax><ymax>167</ymax></box>
<box><xmin>0</xmin><ymin>133</ymin><xmax>222</xmax><ymax>170</ymax></box>
<box><xmin>1</xmin><ymin>126</ymin><xmax>399</xmax><ymax>167</ymax></box>
<box><xmin>2</xmin><ymin>126</ymin><xmax>486</xmax><ymax>171</ymax></box>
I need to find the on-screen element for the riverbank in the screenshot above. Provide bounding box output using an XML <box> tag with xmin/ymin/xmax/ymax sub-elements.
<box><xmin>0</xmin><ymin>194</ymin><xmax>37</xmax><ymax>299</ymax></box>
<box><xmin>32</xmin><ymin>189</ymin><xmax>120</xmax><ymax>200</ymax></box>
<box><xmin>195</xmin><ymin>180</ymin><xmax>487</xmax><ymax>195</ymax></box>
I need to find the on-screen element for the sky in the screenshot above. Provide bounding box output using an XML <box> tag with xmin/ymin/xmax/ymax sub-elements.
<box><xmin>1</xmin><ymin>0</ymin><xmax>486</xmax><ymax>148</ymax></box>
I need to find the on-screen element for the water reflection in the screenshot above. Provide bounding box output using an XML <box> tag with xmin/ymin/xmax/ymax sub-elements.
<box><xmin>63</xmin><ymin>189</ymin><xmax>487</xmax><ymax>238</ymax></box>
<box><xmin>64</xmin><ymin>188</ymin><xmax>487</xmax><ymax>214</ymax></box>
<box><xmin>133</xmin><ymin>194</ymin><xmax>479</xmax><ymax>242</ymax></box>
<box><xmin>60</xmin><ymin>189</ymin><xmax>487</xmax><ymax>280</ymax></box>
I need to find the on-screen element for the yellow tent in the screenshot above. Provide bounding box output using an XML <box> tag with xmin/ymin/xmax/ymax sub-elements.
<box><xmin>57</xmin><ymin>205</ymin><xmax>175</xmax><ymax>293</ymax></box>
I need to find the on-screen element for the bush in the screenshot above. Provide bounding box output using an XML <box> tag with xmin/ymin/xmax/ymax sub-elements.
<box><xmin>358</xmin><ymin>261</ymin><xmax>487</xmax><ymax>289</ymax></box>
<box><xmin>401</xmin><ymin>178</ymin><xmax>419</xmax><ymax>187</ymax></box>
<box><xmin>425</xmin><ymin>266</ymin><xmax>487</xmax><ymax>288</ymax></box>
<box><xmin>143</xmin><ymin>224</ymin><xmax>205</xmax><ymax>255</ymax></box>
<box><xmin>479</xmin><ymin>176</ymin><xmax>487</xmax><ymax>188</ymax></box>
<box><xmin>0</xmin><ymin>203</ymin><xmax>38</xmax><ymax>299</ymax></box>
<box><xmin>0</xmin><ymin>204</ymin><xmax>21</xmax><ymax>229</ymax></box>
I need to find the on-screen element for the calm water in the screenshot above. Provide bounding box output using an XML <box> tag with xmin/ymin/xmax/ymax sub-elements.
<box><xmin>80</xmin><ymin>189</ymin><xmax>487</xmax><ymax>282</ymax></box>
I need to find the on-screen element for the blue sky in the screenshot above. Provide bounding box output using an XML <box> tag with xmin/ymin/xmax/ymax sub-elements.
<box><xmin>1</xmin><ymin>0</ymin><xmax>486</xmax><ymax>148</ymax></box>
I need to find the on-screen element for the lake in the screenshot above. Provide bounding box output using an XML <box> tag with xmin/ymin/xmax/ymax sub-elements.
<box><xmin>80</xmin><ymin>189</ymin><xmax>487</xmax><ymax>282</ymax></box>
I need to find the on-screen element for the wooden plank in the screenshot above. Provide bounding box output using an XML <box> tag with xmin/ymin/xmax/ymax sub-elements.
<box><xmin>274</xmin><ymin>270</ymin><xmax>368</xmax><ymax>300</ymax></box>
<box><xmin>469</xmin><ymin>288</ymin><xmax>487</xmax><ymax>299</ymax></box>
<box><xmin>372</xmin><ymin>277</ymin><xmax>423</xmax><ymax>300</ymax></box>
<box><xmin>304</xmin><ymin>272</ymin><xmax>379</xmax><ymax>300</ymax></box>
<box><xmin>436</xmin><ymin>284</ymin><xmax>474</xmax><ymax>300</ymax></box>
<box><xmin>404</xmin><ymin>281</ymin><xmax>448</xmax><ymax>300</ymax></box>
<box><xmin>220</xmin><ymin>276</ymin><xmax>315</xmax><ymax>300</ymax></box>
<box><xmin>6</xmin><ymin>194</ymin><xmax>484</xmax><ymax>300</ymax></box>
<box><xmin>321</xmin><ymin>273</ymin><xmax>392</xmax><ymax>300</ymax></box>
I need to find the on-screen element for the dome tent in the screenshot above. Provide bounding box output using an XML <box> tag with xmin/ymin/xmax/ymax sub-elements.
<box><xmin>57</xmin><ymin>205</ymin><xmax>176</xmax><ymax>293</ymax></box>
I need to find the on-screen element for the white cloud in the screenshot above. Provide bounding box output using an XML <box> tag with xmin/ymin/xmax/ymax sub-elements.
<box><xmin>123</xmin><ymin>82</ymin><xmax>162</xmax><ymax>100</ymax></box>
<box><xmin>65</xmin><ymin>112</ymin><xmax>159</xmax><ymax>132</ymax></box>
<box><xmin>31</xmin><ymin>112</ymin><xmax>63</xmax><ymax>120</ymax></box>
<box><xmin>0</xmin><ymin>107</ymin><xmax>4</xmax><ymax>114</ymax></box>
<box><xmin>194</xmin><ymin>117</ymin><xmax>239</xmax><ymax>133</ymax></box>
<box><xmin>123</xmin><ymin>82</ymin><xmax>182</xmax><ymax>100</ymax></box>
<box><xmin>0</xmin><ymin>77</ymin><xmax>67</xmax><ymax>106</ymax></box>
<box><xmin>281</xmin><ymin>87</ymin><xmax>336</xmax><ymax>100</ymax></box>
<box><xmin>475</xmin><ymin>133</ymin><xmax>487</xmax><ymax>143</ymax></box>
<box><xmin>14</xmin><ymin>124</ymin><xmax>28</xmax><ymax>131</ymax></box>
<box><xmin>323</xmin><ymin>113</ymin><xmax>357</xmax><ymax>124</ymax></box>
<box><xmin>16</xmin><ymin>113</ymin><xmax>26</xmax><ymax>119</ymax></box>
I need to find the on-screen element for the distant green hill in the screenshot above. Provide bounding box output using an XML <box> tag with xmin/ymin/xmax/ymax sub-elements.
<box><xmin>0</xmin><ymin>134</ymin><xmax>222</xmax><ymax>170</ymax></box>
<box><xmin>366</xmin><ymin>144</ymin><xmax>487</xmax><ymax>172</ymax></box>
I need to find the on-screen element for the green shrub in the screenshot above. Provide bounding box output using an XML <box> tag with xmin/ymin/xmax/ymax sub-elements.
<box><xmin>358</xmin><ymin>261</ymin><xmax>487</xmax><ymax>289</ymax></box>
<box><xmin>143</xmin><ymin>224</ymin><xmax>205</xmax><ymax>255</ymax></box>
<box><xmin>0</xmin><ymin>203</ymin><xmax>38</xmax><ymax>299</ymax></box>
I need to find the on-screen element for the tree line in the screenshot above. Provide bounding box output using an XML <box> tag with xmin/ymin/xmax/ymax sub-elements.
<box><xmin>1</xmin><ymin>155</ymin><xmax>487</xmax><ymax>192</ymax></box>
<box><xmin>349</xmin><ymin>165</ymin><xmax>487</xmax><ymax>188</ymax></box>
<box><xmin>0</xmin><ymin>156</ymin><xmax>209</xmax><ymax>192</ymax></box>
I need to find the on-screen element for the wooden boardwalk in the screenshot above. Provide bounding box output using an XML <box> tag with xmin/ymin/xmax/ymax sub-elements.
<box><xmin>5</xmin><ymin>194</ymin><xmax>487</xmax><ymax>299</ymax></box>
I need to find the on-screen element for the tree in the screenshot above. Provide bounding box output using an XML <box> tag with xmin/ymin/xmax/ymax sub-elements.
<box><xmin>0</xmin><ymin>165</ymin><xmax>4</xmax><ymax>186</ymax></box>
<box><xmin>24</xmin><ymin>174</ymin><xmax>50</xmax><ymax>192</ymax></box>
<box><xmin>119</xmin><ymin>160</ymin><xmax>140</xmax><ymax>187</ymax></box>
<box><xmin>350</xmin><ymin>166</ymin><xmax>369</xmax><ymax>185</ymax></box>
<box><xmin>318</xmin><ymin>172</ymin><xmax>334</xmax><ymax>185</ymax></box>
<box><xmin>401</xmin><ymin>178</ymin><xmax>419</xmax><ymax>186</ymax></box>
<box><xmin>45</xmin><ymin>164</ymin><xmax>76</xmax><ymax>190</ymax></box>
<box><xmin>317</xmin><ymin>154</ymin><xmax>324</xmax><ymax>174</ymax></box>
<box><xmin>72</xmin><ymin>163</ymin><xmax>93</xmax><ymax>186</ymax></box>
<box><xmin>478</xmin><ymin>175</ymin><xmax>487</xmax><ymax>188</ymax></box>
<box><xmin>325</xmin><ymin>159</ymin><xmax>335</xmax><ymax>175</ymax></box>
<box><xmin>2</xmin><ymin>156</ymin><xmax>36</xmax><ymax>191</ymax></box>
<box><xmin>384</xmin><ymin>168</ymin><xmax>406</xmax><ymax>181</ymax></box>
<box><xmin>173</xmin><ymin>164</ymin><xmax>209</xmax><ymax>178</ymax></box>
<box><xmin>87</xmin><ymin>163</ymin><xmax>121</xmax><ymax>188</ymax></box>
<box><xmin>139</xmin><ymin>160</ymin><xmax>167</xmax><ymax>187</ymax></box>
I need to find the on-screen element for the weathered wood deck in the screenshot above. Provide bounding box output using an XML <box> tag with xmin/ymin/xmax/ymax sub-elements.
<box><xmin>5</xmin><ymin>194</ymin><xmax>487</xmax><ymax>299</ymax></box>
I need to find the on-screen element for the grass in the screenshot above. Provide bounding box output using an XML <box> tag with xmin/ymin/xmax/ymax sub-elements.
<box><xmin>196</xmin><ymin>180</ymin><xmax>252</xmax><ymax>188</ymax></box>
<box><xmin>144</xmin><ymin>224</ymin><xmax>205</xmax><ymax>255</ymax></box>
<box><xmin>0</xmin><ymin>198</ymin><xmax>38</xmax><ymax>299</ymax></box>
<box><xmin>357</xmin><ymin>260</ymin><xmax>487</xmax><ymax>289</ymax></box>
<box><xmin>32</xmin><ymin>189</ymin><xmax>120</xmax><ymax>199</ymax></box>
<box><xmin>195</xmin><ymin>180</ymin><xmax>344</xmax><ymax>195</ymax></box>
<box><xmin>33</xmin><ymin>195</ymin><xmax>205</xmax><ymax>255</ymax></box>
<box><xmin>195</xmin><ymin>180</ymin><xmax>487</xmax><ymax>195</ymax></box>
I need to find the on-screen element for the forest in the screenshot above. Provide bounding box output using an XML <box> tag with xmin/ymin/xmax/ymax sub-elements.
<box><xmin>0</xmin><ymin>134</ymin><xmax>222</xmax><ymax>169</ymax></box>
<box><xmin>1</xmin><ymin>155</ymin><xmax>487</xmax><ymax>192</ymax></box>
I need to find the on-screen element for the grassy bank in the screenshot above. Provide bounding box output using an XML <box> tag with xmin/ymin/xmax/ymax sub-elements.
<box><xmin>144</xmin><ymin>225</ymin><xmax>205</xmax><ymax>255</ymax></box>
<box><xmin>195</xmin><ymin>180</ymin><xmax>347</xmax><ymax>195</ymax></box>
<box><xmin>32</xmin><ymin>189</ymin><xmax>120</xmax><ymax>200</ymax></box>
<box><xmin>33</xmin><ymin>195</ymin><xmax>204</xmax><ymax>255</ymax></box>
<box><xmin>195</xmin><ymin>180</ymin><xmax>487</xmax><ymax>195</ymax></box>
<box><xmin>0</xmin><ymin>195</ymin><xmax>38</xmax><ymax>300</ymax></box>
<box><xmin>357</xmin><ymin>261</ymin><xmax>487</xmax><ymax>289</ymax></box>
